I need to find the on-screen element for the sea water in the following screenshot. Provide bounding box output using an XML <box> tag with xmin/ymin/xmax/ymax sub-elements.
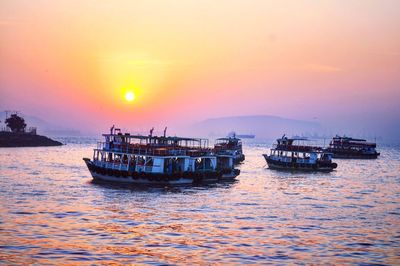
<box><xmin>1</xmin><ymin>139</ymin><xmax>399</xmax><ymax>264</ymax></box>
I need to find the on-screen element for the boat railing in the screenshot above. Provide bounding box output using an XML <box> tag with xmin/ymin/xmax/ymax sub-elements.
<box><xmin>94</xmin><ymin>160</ymin><xmax>129</xmax><ymax>171</ymax></box>
<box><xmin>98</xmin><ymin>141</ymin><xmax>213</xmax><ymax>157</ymax></box>
<box><xmin>330</xmin><ymin>142</ymin><xmax>376</xmax><ymax>148</ymax></box>
<box><xmin>273</xmin><ymin>144</ymin><xmax>322</xmax><ymax>152</ymax></box>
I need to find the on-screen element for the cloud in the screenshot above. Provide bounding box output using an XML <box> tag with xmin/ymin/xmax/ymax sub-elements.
<box><xmin>378</xmin><ymin>51</ymin><xmax>400</xmax><ymax>56</ymax></box>
<box><xmin>300</xmin><ymin>64</ymin><xmax>342</xmax><ymax>73</ymax></box>
<box><xmin>98</xmin><ymin>53</ymin><xmax>173</xmax><ymax>68</ymax></box>
<box><xmin>128</xmin><ymin>59</ymin><xmax>173</xmax><ymax>68</ymax></box>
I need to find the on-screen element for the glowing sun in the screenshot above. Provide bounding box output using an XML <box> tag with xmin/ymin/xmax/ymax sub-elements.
<box><xmin>124</xmin><ymin>91</ymin><xmax>135</xmax><ymax>102</ymax></box>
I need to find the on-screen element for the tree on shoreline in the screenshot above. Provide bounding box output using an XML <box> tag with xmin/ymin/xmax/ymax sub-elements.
<box><xmin>5</xmin><ymin>114</ymin><xmax>27</xmax><ymax>133</ymax></box>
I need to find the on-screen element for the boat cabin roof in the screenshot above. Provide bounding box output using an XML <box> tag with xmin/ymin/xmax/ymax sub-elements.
<box><xmin>332</xmin><ymin>136</ymin><xmax>376</xmax><ymax>146</ymax></box>
<box><xmin>274</xmin><ymin>135</ymin><xmax>323</xmax><ymax>152</ymax></box>
<box><xmin>103</xmin><ymin>133</ymin><xmax>210</xmax><ymax>147</ymax></box>
<box><xmin>103</xmin><ymin>133</ymin><xmax>202</xmax><ymax>142</ymax></box>
<box><xmin>333</xmin><ymin>136</ymin><xmax>367</xmax><ymax>141</ymax></box>
<box><xmin>277</xmin><ymin>136</ymin><xmax>309</xmax><ymax>142</ymax></box>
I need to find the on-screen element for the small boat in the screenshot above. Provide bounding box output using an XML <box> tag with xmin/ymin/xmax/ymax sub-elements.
<box><xmin>236</xmin><ymin>134</ymin><xmax>255</xmax><ymax>139</ymax></box>
<box><xmin>325</xmin><ymin>135</ymin><xmax>380</xmax><ymax>159</ymax></box>
<box><xmin>214</xmin><ymin>133</ymin><xmax>245</xmax><ymax>164</ymax></box>
<box><xmin>83</xmin><ymin>127</ymin><xmax>240</xmax><ymax>185</ymax></box>
<box><xmin>263</xmin><ymin>135</ymin><xmax>337</xmax><ymax>172</ymax></box>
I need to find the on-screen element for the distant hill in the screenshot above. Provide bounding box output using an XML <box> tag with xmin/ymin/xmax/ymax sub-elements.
<box><xmin>191</xmin><ymin>115</ymin><xmax>321</xmax><ymax>139</ymax></box>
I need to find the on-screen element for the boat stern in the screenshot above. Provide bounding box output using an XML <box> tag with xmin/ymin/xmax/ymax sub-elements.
<box><xmin>220</xmin><ymin>168</ymin><xmax>240</xmax><ymax>181</ymax></box>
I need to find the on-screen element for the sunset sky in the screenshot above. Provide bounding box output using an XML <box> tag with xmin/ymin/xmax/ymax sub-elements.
<box><xmin>1</xmin><ymin>0</ymin><xmax>399</xmax><ymax>137</ymax></box>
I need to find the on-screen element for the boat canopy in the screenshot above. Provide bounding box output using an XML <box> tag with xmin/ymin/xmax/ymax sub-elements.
<box><xmin>103</xmin><ymin>133</ymin><xmax>209</xmax><ymax>148</ymax></box>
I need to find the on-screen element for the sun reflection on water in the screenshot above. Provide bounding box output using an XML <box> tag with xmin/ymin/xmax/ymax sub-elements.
<box><xmin>0</xmin><ymin>143</ymin><xmax>399</xmax><ymax>264</ymax></box>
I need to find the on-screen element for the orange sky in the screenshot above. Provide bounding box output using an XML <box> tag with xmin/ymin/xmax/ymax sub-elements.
<box><xmin>0</xmin><ymin>0</ymin><xmax>399</xmax><ymax>134</ymax></box>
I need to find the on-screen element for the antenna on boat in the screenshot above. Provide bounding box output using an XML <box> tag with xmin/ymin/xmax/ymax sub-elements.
<box><xmin>149</xmin><ymin>127</ymin><xmax>154</xmax><ymax>137</ymax></box>
<box><xmin>164</xmin><ymin>127</ymin><xmax>167</xmax><ymax>137</ymax></box>
<box><xmin>110</xmin><ymin>125</ymin><xmax>115</xmax><ymax>135</ymax></box>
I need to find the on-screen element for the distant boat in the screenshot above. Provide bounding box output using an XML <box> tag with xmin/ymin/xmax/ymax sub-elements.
<box><xmin>236</xmin><ymin>134</ymin><xmax>255</xmax><ymax>139</ymax></box>
<box><xmin>325</xmin><ymin>135</ymin><xmax>380</xmax><ymax>159</ymax></box>
<box><xmin>263</xmin><ymin>135</ymin><xmax>337</xmax><ymax>172</ymax></box>
<box><xmin>227</xmin><ymin>131</ymin><xmax>255</xmax><ymax>139</ymax></box>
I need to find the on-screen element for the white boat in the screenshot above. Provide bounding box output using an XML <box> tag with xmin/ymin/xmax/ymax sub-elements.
<box><xmin>83</xmin><ymin>128</ymin><xmax>240</xmax><ymax>185</ymax></box>
<box><xmin>214</xmin><ymin>133</ymin><xmax>245</xmax><ymax>164</ymax></box>
<box><xmin>263</xmin><ymin>135</ymin><xmax>337</xmax><ymax>172</ymax></box>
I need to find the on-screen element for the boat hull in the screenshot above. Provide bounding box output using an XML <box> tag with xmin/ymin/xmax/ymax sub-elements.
<box><xmin>83</xmin><ymin>158</ymin><xmax>239</xmax><ymax>185</ymax></box>
<box><xmin>89</xmin><ymin>170</ymin><xmax>194</xmax><ymax>185</ymax></box>
<box><xmin>327</xmin><ymin>151</ymin><xmax>380</xmax><ymax>159</ymax></box>
<box><xmin>263</xmin><ymin>155</ymin><xmax>337</xmax><ymax>172</ymax></box>
<box><xmin>220</xmin><ymin>169</ymin><xmax>241</xmax><ymax>180</ymax></box>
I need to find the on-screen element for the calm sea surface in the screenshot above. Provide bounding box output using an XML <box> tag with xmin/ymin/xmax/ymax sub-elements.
<box><xmin>1</xmin><ymin>139</ymin><xmax>400</xmax><ymax>265</ymax></box>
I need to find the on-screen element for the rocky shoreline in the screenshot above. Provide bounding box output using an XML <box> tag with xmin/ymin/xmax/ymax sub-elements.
<box><xmin>0</xmin><ymin>132</ymin><xmax>63</xmax><ymax>147</ymax></box>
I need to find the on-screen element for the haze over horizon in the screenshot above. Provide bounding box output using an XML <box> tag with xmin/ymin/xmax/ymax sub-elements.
<box><xmin>1</xmin><ymin>1</ymin><xmax>399</xmax><ymax>140</ymax></box>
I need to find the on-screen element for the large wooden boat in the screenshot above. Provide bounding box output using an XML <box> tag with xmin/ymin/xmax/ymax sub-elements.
<box><xmin>325</xmin><ymin>136</ymin><xmax>380</xmax><ymax>159</ymax></box>
<box><xmin>83</xmin><ymin>127</ymin><xmax>240</xmax><ymax>185</ymax></box>
<box><xmin>263</xmin><ymin>135</ymin><xmax>337</xmax><ymax>172</ymax></box>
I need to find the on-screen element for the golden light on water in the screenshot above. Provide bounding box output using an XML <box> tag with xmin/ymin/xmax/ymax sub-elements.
<box><xmin>124</xmin><ymin>91</ymin><xmax>135</xmax><ymax>102</ymax></box>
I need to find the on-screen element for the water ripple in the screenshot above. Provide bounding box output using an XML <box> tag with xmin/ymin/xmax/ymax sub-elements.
<box><xmin>0</xmin><ymin>143</ymin><xmax>399</xmax><ymax>264</ymax></box>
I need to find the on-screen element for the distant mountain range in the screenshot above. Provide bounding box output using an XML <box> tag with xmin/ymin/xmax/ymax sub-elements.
<box><xmin>1</xmin><ymin>112</ymin><xmax>395</xmax><ymax>143</ymax></box>
<box><xmin>191</xmin><ymin>115</ymin><xmax>321</xmax><ymax>139</ymax></box>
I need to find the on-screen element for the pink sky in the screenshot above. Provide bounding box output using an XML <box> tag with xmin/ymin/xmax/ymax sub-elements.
<box><xmin>1</xmin><ymin>0</ymin><xmax>399</xmax><ymax>136</ymax></box>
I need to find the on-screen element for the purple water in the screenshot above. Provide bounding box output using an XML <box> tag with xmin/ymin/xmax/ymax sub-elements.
<box><xmin>1</xmin><ymin>140</ymin><xmax>399</xmax><ymax>264</ymax></box>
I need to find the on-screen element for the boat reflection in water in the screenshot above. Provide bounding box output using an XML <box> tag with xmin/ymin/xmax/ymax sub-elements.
<box><xmin>83</xmin><ymin>127</ymin><xmax>240</xmax><ymax>186</ymax></box>
<box><xmin>89</xmin><ymin>175</ymin><xmax>238</xmax><ymax>193</ymax></box>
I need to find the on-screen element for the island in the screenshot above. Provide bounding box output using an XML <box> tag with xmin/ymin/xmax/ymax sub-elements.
<box><xmin>0</xmin><ymin>113</ymin><xmax>62</xmax><ymax>147</ymax></box>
